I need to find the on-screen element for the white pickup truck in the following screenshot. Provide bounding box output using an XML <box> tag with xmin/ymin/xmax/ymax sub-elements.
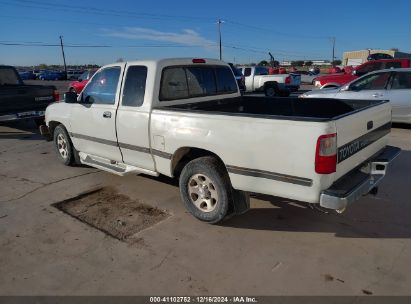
<box><xmin>41</xmin><ymin>58</ymin><xmax>400</xmax><ymax>224</ymax></box>
<box><xmin>237</xmin><ymin>66</ymin><xmax>301</xmax><ymax>97</ymax></box>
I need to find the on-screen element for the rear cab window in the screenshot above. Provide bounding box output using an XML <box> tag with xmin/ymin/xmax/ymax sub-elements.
<box><xmin>0</xmin><ymin>67</ymin><xmax>22</xmax><ymax>85</ymax></box>
<box><xmin>159</xmin><ymin>65</ymin><xmax>237</xmax><ymax>101</ymax></box>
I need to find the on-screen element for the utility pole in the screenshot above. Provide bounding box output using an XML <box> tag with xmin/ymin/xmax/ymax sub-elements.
<box><xmin>331</xmin><ymin>36</ymin><xmax>336</xmax><ymax>65</ymax></box>
<box><xmin>59</xmin><ymin>35</ymin><xmax>67</xmax><ymax>80</ymax></box>
<box><xmin>217</xmin><ymin>19</ymin><xmax>223</xmax><ymax>60</ymax></box>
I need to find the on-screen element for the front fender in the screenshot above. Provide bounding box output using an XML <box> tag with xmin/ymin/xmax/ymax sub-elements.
<box><xmin>45</xmin><ymin>102</ymin><xmax>73</xmax><ymax>132</ymax></box>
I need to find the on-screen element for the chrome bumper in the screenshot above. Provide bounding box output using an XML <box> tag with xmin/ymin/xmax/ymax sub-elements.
<box><xmin>320</xmin><ymin>146</ymin><xmax>401</xmax><ymax>211</ymax></box>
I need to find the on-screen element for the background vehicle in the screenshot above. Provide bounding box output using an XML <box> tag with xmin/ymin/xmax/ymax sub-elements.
<box><xmin>237</xmin><ymin>66</ymin><xmax>301</xmax><ymax>97</ymax></box>
<box><xmin>291</xmin><ymin>70</ymin><xmax>320</xmax><ymax>84</ymax></box>
<box><xmin>66</xmin><ymin>70</ymin><xmax>84</xmax><ymax>80</ymax></box>
<box><xmin>314</xmin><ymin>59</ymin><xmax>411</xmax><ymax>89</ymax></box>
<box><xmin>32</xmin><ymin>70</ymin><xmax>42</xmax><ymax>79</ymax></box>
<box><xmin>42</xmin><ymin>58</ymin><xmax>399</xmax><ymax>224</ymax></box>
<box><xmin>309</xmin><ymin>66</ymin><xmax>321</xmax><ymax>74</ymax></box>
<box><xmin>38</xmin><ymin>71</ymin><xmax>66</xmax><ymax>81</ymax></box>
<box><xmin>18</xmin><ymin>71</ymin><xmax>36</xmax><ymax>80</ymax></box>
<box><xmin>301</xmin><ymin>68</ymin><xmax>411</xmax><ymax>124</ymax></box>
<box><xmin>228</xmin><ymin>63</ymin><xmax>245</xmax><ymax>93</ymax></box>
<box><xmin>68</xmin><ymin>69</ymin><xmax>97</xmax><ymax>94</ymax></box>
<box><xmin>0</xmin><ymin>65</ymin><xmax>59</xmax><ymax>124</ymax></box>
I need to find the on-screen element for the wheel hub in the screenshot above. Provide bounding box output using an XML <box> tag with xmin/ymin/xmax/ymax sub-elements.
<box><xmin>188</xmin><ymin>174</ymin><xmax>218</xmax><ymax>212</ymax></box>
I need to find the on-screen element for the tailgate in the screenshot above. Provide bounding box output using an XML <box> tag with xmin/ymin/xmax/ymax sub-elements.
<box><xmin>334</xmin><ymin>101</ymin><xmax>391</xmax><ymax>180</ymax></box>
<box><xmin>289</xmin><ymin>73</ymin><xmax>301</xmax><ymax>86</ymax></box>
<box><xmin>0</xmin><ymin>85</ymin><xmax>55</xmax><ymax>115</ymax></box>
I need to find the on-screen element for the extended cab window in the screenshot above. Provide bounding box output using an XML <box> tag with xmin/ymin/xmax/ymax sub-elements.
<box><xmin>82</xmin><ymin>67</ymin><xmax>121</xmax><ymax>105</ymax></box>
<box><xmin>350</xmin><ymin>72</ymin><xmax>391</xmax><ymax>91</ymax></box>
<box><xmin>391</xmin><ymin>72</ymin><xmax>411</xmax><ymax>89</ymax></box>
<box><xmin>244</xmin><ymin>68</ymin><xmax>252</xmax><ymax>77</ymax></box>
<box><xmin>122</xmin><ymin>66</ymin><xmax>148</xmax><ymax>107</ymax></box>
<box><xmin>384</xmin><ymin>62</ymin><xmax>402</xmax><ymax>69</ymax></box>
<box><xmin>160</xmin><ymin>65</ymin><xmax>237</xmax><ymax>101</ymax></box>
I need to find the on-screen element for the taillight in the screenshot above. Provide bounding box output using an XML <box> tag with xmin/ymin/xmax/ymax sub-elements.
<box><xmin>315</xmin><ymin>133</ymin><xmax>337</xmax><ymax>174</ymax></box>
<box><xmin>241</xmin><ymin>75</ymin><xmax>245</xmax><ymax>84</ymax></box>
<box><xmin>285</xmin><ymin>76</ymin><xmax>291</xmax><ymax>84</ymax></box>
<box><xmin>53</xmin><ymin>90</ymin><xmax>60</xmax><ymax>102</ymax></box>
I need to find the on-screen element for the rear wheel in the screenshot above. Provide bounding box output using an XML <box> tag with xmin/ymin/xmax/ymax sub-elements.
<box><xmin>179</xmin><ymin>156</ymin><xmax>233</xmax><ymax>224</ymax></box>
<box><xmin>264</xmin><ymin>85</ymin><xmax>278</xmax><ymax>97</ymax></box>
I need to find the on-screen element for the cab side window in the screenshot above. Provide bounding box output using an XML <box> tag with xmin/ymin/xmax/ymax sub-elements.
<box><xmin>391</xmin><ymin>72</ymin><xmax>411</xmax><ymax>89</ymax></box>
<box><xmin>122</xmin><ymin>66</ymin><xmax>148</xmax><ymax>107</ymax></box>
<box><xmin>82</xmin><ymin>67</ymin><xmax>121</xmax><ymax>105</ymax></box>
<box><xmin>357</xmin><ymin>62</ymin><xmax>383</xmax><ymax>75</ymax></box>
<box><xmin>244</xmin><ymin>68</ymin><xmax>252</xmax><ymax>77</ymax></box>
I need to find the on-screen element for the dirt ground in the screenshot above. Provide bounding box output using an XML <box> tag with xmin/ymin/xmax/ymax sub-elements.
<box><xmin>0</xmin><ymin>120</ymin><xmax>411</xmax><ymax>296</ymax></box>
<box><xmin>54</xmin><ymin>187</ymin><xmax>169</xmax><ymax>243</ymax></box>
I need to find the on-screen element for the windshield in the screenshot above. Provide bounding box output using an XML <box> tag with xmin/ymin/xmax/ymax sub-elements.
<box><xmin>0</xmin><ymin>68</ymin><xmax>21</xmax><ymax>85</ymax></box>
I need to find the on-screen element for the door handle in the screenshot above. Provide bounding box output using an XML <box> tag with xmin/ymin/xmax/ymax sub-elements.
<box><xmin>372</xmin><ymin>93</ymin><xmax>382</xmax><ymax>98</ymax></box>
<box><xmin>103</xmin><ymin>111</ymin><xmax>112</xmax><ymax>118</ymax></box>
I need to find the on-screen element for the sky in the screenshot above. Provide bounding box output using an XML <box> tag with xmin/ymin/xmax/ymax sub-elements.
<box><xmin>1</xmin><ymin>0</ymin><xmax>411</xmax><ymax>66</ymax></box>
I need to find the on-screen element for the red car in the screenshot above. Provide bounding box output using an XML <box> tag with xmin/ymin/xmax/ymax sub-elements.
<box><xmin>313</xmin><ymin>59</ymin><xmax>410</xmax><ymax>89</ymax></box>
<box><xmin>68</xmin><ymin>69</ymin><xmax>97</xmax><ymax>94</ymax></box>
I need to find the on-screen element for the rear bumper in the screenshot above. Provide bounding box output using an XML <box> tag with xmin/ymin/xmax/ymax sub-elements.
<box><xmin>285</xmin><ymin>85</ymin><xmax>299</xmax><ymax>92</ymax></box>
<box><xmin>0</xmin><ymin>110</ymin><xmax>45</xmax><ymax>122</ymax></box>
<box><xmin>319</xmin><ymin>145</ymin><xmax>401</xmax><ymax>211</ymax></box>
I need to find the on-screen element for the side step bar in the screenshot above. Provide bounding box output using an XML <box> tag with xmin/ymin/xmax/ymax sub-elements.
<box><xmin>79</xmin><ymin>152</ymin><xmax>159</xmax><ymax>177</ymax></box>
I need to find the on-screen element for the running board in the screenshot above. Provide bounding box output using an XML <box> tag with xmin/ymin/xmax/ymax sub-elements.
<box><xmin>79</xmin><ymin>152</ymin><xmax>159</xmax><ymax>177</ymax></box>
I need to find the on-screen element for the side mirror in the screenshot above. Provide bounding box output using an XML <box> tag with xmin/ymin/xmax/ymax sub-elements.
<box><xmin>78</xmin><ymin>78</ymin><xmax>82</xmax><ymax>82</ymax></box>
<box><xmin>340</xmin><ymin>84</ymin><xmax>350</xmax><ymax>92</ymax></box>
<box><xmin>64</xmin><ymin>91</ymin><xmax>78</xmax><ymax>103</ymax></box>
<box><xmin>353</xmin><ymin>70</ymin><xmax>366</xmax><ymax>77</ymax></box>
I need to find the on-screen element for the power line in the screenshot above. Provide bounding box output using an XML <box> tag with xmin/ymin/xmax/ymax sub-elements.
<box><xmin>224</xmin><ymin>19</ymin><xmax>331</xmax><ymax>40</ymax></box>
<box><xmin>0</xmin><ymin>0</ymin><xmax>215</xmax><ymax>23</ymax></box>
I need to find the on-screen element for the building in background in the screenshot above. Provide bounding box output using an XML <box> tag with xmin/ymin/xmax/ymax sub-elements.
<box><xmin>343</xmin><ymin>49</ymin><xmax>411</xmax><ymax>66</ymax></box>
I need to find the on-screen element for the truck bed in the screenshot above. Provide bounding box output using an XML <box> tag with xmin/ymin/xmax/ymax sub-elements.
<box><xmin>157</xmin><ymin>96</ymin><xmax>387</xmax><ymax>122</ymax></box>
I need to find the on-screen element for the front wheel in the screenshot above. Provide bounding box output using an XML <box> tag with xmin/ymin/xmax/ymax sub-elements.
<box><xmin>53</xmin><ymin>125</ymin><xmax>75</xmax><ymax>166</ymax></box>
<box><xmin>179</xmin><ymin>156</ymin><xmax>233</xmax><ymax>224</ymax></box>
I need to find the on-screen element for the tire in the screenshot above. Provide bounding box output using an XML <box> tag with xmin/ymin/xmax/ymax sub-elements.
<box><xmin>53</xmin><ymin>125</ymin><xmax>75</xmax><ymax>166</ymax></box>
<box><xmin>179</xmin><ymin>156</ymin><xmax>233</xmax><ymax>224</ymax></box>
<box><xmin>264</xmin><ymin>85</ymin><xmax>278</xmax><ymax>97</ymax></box>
